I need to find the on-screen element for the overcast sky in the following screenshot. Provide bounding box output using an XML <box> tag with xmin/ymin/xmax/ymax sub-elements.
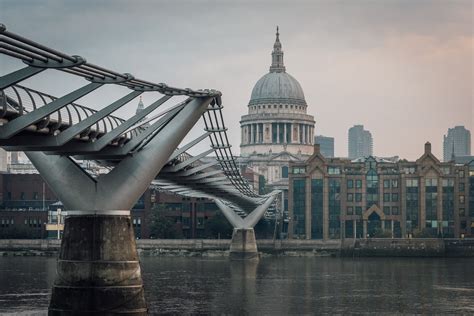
<box><xmin>1</xmin><ymin>0</ymin><xmax>472</xmax><ymax>160</ymax></box>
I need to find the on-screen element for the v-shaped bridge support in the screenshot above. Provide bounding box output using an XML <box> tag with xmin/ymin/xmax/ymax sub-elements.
<box><xmin>215</xmin><ymin>192</ymin><xmax>279</xmax><ymax>260</ymax></box>
<box><xmin>26</xmin><ymin>96</ymin><xmax>212</xmax><ymax>314</ymax></box>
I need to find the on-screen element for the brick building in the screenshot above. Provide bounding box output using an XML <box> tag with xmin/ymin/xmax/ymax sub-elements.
<box><xmin>289</xmin><ymin>142</ymin><xmax>474</xmax><ymax>239</ymax></box>
<box><xmin>0</xmin><ymin>173</ymin><xmax>222</xmax><ymax>239</ymax></box>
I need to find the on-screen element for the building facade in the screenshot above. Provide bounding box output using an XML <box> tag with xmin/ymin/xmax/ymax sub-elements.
<box><xmin>289</xmin><ymin>142</ymin><xmax>474</xmax><ymax>239</ymax></box>
<box><xmin>315</xmin><ymin>135</ymin><xmax>334</xmax><ymax>158</ymax></box>
<box><xmin>0</xmin><ymin>173</ymin><xmax>222</xmax><ymax>239</ymax></box>
<box><xmin>239</xmin><ymin>27</ymin><xmax>315</xmax><ymax>204</ymax></box>
<box><xmin>443</xmin><ymin>126</ymin><xmax>471</xmax><ymax>162</ymax></box>
<box><xmin>348</xmin><ymin>125</ymin><xmax>373</xmax><ymax>159</ymax></box>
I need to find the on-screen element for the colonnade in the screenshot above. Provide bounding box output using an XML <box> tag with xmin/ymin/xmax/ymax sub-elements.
<box><xmin>242</xmin><ymin>122</ymin><xmax>314</xmax><ymax>145</ymax></box>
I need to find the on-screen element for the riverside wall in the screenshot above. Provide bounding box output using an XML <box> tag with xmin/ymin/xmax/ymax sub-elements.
<box><xmin>1</xmin><ymin>238</ymin><xmax>474</xmax><ymax>257</ymax></box>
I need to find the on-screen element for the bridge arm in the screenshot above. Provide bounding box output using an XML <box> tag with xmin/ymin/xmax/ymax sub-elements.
<box><xmin>214</xmin><ymin>199</ymin><xmax>245</xmax><ymax>228</ymax></box>
<box><xmin>95</xmin><ymin>96</ymin><xmax>213</xmax><ymax>210</ymax></box>
<box><xmin>24</xmin><ymin>152</ymin><xmax>97</xmax><ymax>210</ymax></box>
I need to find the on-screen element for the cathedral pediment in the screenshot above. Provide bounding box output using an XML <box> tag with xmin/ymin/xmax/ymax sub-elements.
<box><xmin>269</xmin><ymin>151</ymin><xmax>302</xmax><ymax>162</ymax></box>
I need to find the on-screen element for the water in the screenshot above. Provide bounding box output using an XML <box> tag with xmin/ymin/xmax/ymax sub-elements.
<box><xmin>1</xmin><ymin>256</ymin><xmax>474</xmax><ymax>314</ymax></box>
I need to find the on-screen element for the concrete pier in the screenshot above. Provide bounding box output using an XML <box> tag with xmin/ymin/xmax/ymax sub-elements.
<box><xmin>48</xmin><ymin>214</ymin><xmax>147</xmax><ymax>315</ymax></box>
<box><xmin>229</xmin><ymin>228</ymin><xmax>259</xmax><ymax>260</ymax></box>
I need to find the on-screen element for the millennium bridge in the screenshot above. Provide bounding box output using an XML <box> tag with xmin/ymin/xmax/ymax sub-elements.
<box><xmin>0</xmin><ymin>24</ymin><xmax>279</xmax><ymax>314</ymax></box>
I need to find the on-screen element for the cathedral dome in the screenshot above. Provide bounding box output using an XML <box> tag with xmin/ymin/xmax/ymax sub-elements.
<box><xmin>250</xmin><ymin>71</ymin><xmax>306</xmax><ymax>106</ymax></box>
<box><xmin>248</xmin><ymin>26</ymin><xmax>306</xmax><ymax>107</ymax></box>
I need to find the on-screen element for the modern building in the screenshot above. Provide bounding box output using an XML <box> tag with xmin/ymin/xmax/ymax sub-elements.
<box><xmin>348</xmin><ymin>125</ymin><xmax>373</xmax><ymax>159</ymax></box>
<box><xmin>315</xmin><ymin>135</ymin><xmax>334</xmax><ymax>158</ymax></box>
<box><xmin>289</xmin><ymin>142</ymin><xmax>474</xmax><ymax>239</ymax></box>
<box><xmin>443</xmin><ymin>126</ymin><xmax>471</xmax><ymax>162</ymax></box>
<box><xmin>239</xmin><ymin>27</ymin><xmax>315</xmax><ymax>204</ymax></box>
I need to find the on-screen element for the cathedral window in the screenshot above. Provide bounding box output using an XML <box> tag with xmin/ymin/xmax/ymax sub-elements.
<box><xmin>282</xmin><ymin>166</ymin><xmax>289</xmax><ymax>178</ymax></box>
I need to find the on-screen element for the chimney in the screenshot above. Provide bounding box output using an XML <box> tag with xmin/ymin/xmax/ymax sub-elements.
<box><xmin>424</xmin><ymin>142</ymin><xmax>431</xmax><ymax>154</ymax></box>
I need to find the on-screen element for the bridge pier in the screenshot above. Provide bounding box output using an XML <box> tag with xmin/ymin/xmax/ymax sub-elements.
<box><xmin>49</xmin><ymin>213</ymin><xmax>147</xmax><ymax>315</ymax></box>
<box><xmin>229</xmin><ymin>228</ymin><xmax>258</xmax><ymax>260</ymax></box>
<box><xmin>215</xmin><ymin>193</ymin><xmax>279</xmax><ymax>261</ymax></box>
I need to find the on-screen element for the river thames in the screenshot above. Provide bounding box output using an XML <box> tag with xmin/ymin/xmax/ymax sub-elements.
<box><xmin>1</xmin><ymin>256</ymin><xmax>473</xmax><ymax>314</ymax></box>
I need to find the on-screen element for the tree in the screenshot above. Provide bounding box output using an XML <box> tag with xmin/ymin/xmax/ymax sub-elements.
<box><xmin>205</xmin><ymin>212</ymin><xmax>233</xmax><ymax>239</ymax></box>
<box><xmin>149</xmin><ymin>204</ymin><xmax>183</xmax><ymax>239</ymax></box>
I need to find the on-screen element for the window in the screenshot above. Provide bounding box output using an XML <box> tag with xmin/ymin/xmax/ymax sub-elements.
<box><xmin>392</xmin><ymin>193</ymin><xmax>399</xmax><ymax>202</ymax></box>
<box><xmin>347</xmin><ymin>207</ymin><xmax>353</xmax><ymax>215</ymax></box>
<box><xmin>460</xmin><ymin>208</ymin><xmax>465</xmax><ymax>216</ymax></box>
<box><xmin>425</xmin><ymin>178</ymin><xmax>438</xmax><ymax>186</ymax></box>
<box><xmin>392</xmin><ymin>206</ymin><xmax>399</xmax><ymax>215</ymax></box>
<box><xmin>406</xmin><ymin>179</ymin><xmax>419</xmax><ymax>187</ymax></box>
<box><xmin>282</xmin><ymin>166</ymin><xmax>289</xmax><ymax>178</ymax></box>
<box><xmin>383</xmin><ymin>180</ymin><xmax>390</xmax><ymax>188</ymax></box>
<box><xmin>384</xmin><ymin>193</ymin><xmax>390</xmax><ymax>202</ymax></box>
<box><xmin>328</xmin><ymin>167</ymin><xmax>340</xmax><ymax>175</ymax></box>
<box><xmin>383</xmin><ymin>206</ymin><xmax>390</xmax><ymax>215</ymax></box>
<box><xmin>292</xmin><ymin>167</ymin><xmax>306</xmax><ymax>174</ymax></box>
<box><xmin>459</xmin><ymin>170</ymin><xmax>465</xmax><ymax>178</ymax></box>
<box><xmin>404</xmin><ymin>167</ymin><xmax>416</xmax><ymax>174</ymax></box>
<box><xmin>355</xmin><ymin>207</ymin><xmax>362</xmax><ymax>215</ymax></box>
<box><xmin>355</xmin><ymin>180</ymin><xmax>362</xmax><ymax>188</ymax></box>
<box><xmin>441</xmin><ymin>167</ymin><xmax>450</xmax><ymax>175</ymax></box>
<box><xmin>355</xmin><ymin>193</ymin><xmax>362</xmax><ymax>202</ymax></box>
<box><xmin>441</xmin><ymin>179</ymin><xmax>454</xmax><ymax>187</ymax></box>
<box><xmin>392</xmin><ymin>179</ymin><xmax>398</xmax><ymax>188</ymax></box>
<box><xmin>459</xmin><ymin>195</ymin><xmax>465</xmax><ymax>204</ymax></box>
<box><xmin>347</xmin><ymin>179</ymin><xmax>353</xmax><ymax>189</ymax></box>
<box><xmin>459</xmin><ymin>182</ymin><xmax>465</xmax><ymax>192</ymax></box>
<box><xmin>347</xmin><ymin>193</ymin><xmax>353</xmax><ymax>202</ymax></box>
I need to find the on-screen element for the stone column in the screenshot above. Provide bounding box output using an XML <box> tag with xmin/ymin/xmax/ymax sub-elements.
<box><xmin>289</xmin><ymin>123</ymin><xmax>293</xmax><ymax>144</ymax></box>
<box><xmin>276</xmin><ymin>123</ymin><xmax>280</xmax><ymax>143</ymax></box>
<box><xmin>363</xmin><ymin>220</ymin><xmax>367</xmax><ymax>239</ymax></box>
<box><xmin>283</xmin><ymin>123</ymin><xmax>287</xmax><ymax>143</ymax></box>
<box><xmin>250</xmin><ymin>124</ymin><xmax>254</xmax><ymax>144</ymax></box>
<box><xmin>296</xmin><ymin>123</ymin><xmax>303</xmax><ymax>144</ymax></box>
<box><xmin>306</xmin><ymin>125</ymin><xmax>311</xmax><ymax>144</ymax></box>
<box><xmin>256</xmin><ymin>123</ymin><xmax>260</xmax><ymax>144</ymax></box>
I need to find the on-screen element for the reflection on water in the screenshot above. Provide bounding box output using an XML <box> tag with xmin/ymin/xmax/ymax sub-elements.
<box><xmin>1</xmin><ymin>256</ymin><xmax>474</xmax><ymax>314</ymax></box>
